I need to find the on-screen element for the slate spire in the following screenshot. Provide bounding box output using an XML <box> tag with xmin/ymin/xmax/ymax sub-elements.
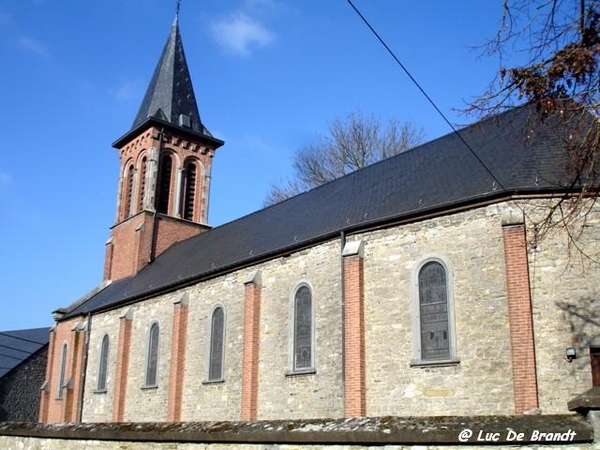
<box><xmin>131</xmin><ymin>16</ymin><xmax>212</xmax><ymax>138</ymax></box>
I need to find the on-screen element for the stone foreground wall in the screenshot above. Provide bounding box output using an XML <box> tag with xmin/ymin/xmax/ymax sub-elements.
<box><xmin>0</xmin><ymin>347</ymin><xmax>47</xmax><ymax>422</ymax></box>
<box><xmin>0</xmin><ymin>415</ymin><xmax>597</xmax><ymax>449</ymax></box>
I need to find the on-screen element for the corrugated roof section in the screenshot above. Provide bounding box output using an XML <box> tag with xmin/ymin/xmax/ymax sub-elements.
<box><xmin>0</xmin><ymin>327</ymin><xmax>49</xmax><ymax>378</ymax></box>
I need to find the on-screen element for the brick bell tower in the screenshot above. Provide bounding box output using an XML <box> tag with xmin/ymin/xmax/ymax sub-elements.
<box><xmin>104</xmin><ymin>16</ymin><xmax>224</xmax><ymax>281</ymax></box>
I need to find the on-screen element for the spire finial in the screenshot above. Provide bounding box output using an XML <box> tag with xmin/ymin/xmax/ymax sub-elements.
<box><xmin>176</xmin><ymin>0</ymin><xmax>181</xmax><ymax>18</ymax></box>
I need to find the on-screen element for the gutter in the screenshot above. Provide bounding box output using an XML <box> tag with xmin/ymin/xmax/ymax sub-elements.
<box><xmin>61</xmin><ymin>189</ymin><xmax>580</xmax><ymax>320</ymax></box>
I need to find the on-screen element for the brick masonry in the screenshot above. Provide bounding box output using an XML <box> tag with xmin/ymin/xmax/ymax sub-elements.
<box><xmin>105</xmin><ymin>125</ymin><xmax>216</xmax><ymax>282</ymax></box>
<box><xmin>64</xmin><ymin>200</ymin><xmax>600</xmax><ymax>423</ymax></box>
<box><xmin>502</xmin><ymin>220</ymin><xmax>539</xmax><ymax>413</ymax></box>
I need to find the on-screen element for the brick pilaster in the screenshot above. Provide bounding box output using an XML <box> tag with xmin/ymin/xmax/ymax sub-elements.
<box><xmin>71</xmin><ymin>324</ymin><xmax>87</xmax><ymax>423</ymax></box>
<box><xmin>502</xmin><ymin>212</ymin><xmax>539</xmax><ymax>414</ymax></box>
<box><xmin>241</xmin><ymin>270</ymin><xmax>262</xmax><ymax>421</ymax></box>
<box><xmin>168</xmin><ymin>295</ymin><xmax>189</xmax><ymax>422</ymax></box>
<box><xmin>39</xmin><ymin>327</ymin><xmax>56</xmax><ymax>423</ymax></box>
<box><xmin>342</xmin><ymin>241</ymin><xmax>366</xmax><ymax>418</ymax></box>
<box><xmin>113</xmin><ymin>309</ymin><xmax>133</xmax><ymax>422</ymax></box>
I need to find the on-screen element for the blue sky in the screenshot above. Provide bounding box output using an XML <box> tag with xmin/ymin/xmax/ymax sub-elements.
<box><xmin>0</xmin><ymin>0</ymin><xmax>515</xmax><ymax>331</ymax></box>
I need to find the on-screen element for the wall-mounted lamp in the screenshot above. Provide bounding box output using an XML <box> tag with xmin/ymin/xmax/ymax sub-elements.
<box><xmin>566</xmin><ymin>347</ymin><xmax>577</xmax><ymax>363</ymax></box>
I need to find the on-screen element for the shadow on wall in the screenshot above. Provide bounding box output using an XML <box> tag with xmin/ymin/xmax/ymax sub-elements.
<box><xmin>557</xmin><ymin>296</ymin><xmax>600</xmax><ymax>368</ymax></box>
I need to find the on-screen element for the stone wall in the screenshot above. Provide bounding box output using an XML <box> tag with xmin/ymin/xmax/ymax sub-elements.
<box><xmin>0</xmin><ymin>347</ymin><xmax>47</xmax><ymax>422</ymax></box>
<box><xmin>79</xmin><ymin>199</ymin><xmax>600</xmax><ymax>422</ymax></box>
<box><xmin>524</xmin><ymin>199</ymin><xmax>600</xmax><ymax>413</ymax></box>
<box><xmin>0</xmin><ymin>415</ymin><xmax>596</xmax><ymax>449</ymax></box>
<box><xmin>363</xmin><ymin>204</ymin><xmax>515</xmax><ymax>415</ymax></box>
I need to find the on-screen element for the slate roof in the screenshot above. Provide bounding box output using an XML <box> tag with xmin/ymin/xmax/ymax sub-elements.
<box><xmin>113</xmin><ymin>17</ymin><xmax>222</xmax><ymax>149</ymax></box>
<box><xmin>0</xmin><ymin>327</ymin><xmax>49</xmax><ymax>378</ymax></box>
<box><xmin>63</xmin><ymin>104</ymin><xmax>591</xmax><ymax>319</ymax></box>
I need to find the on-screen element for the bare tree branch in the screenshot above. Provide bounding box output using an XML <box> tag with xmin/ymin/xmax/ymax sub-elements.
<box><xmin>264</xmin><ymin>111</ymin><xmax>425</xmax><ymax>206</ymax></box>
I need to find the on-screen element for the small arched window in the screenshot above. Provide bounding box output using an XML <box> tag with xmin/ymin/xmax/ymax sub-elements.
<box><xmin>56</xmin><ymin>342</ymin><xmax>68</xmax><ymax>399</ymax></box>
<box><xmin>97</xmin><ymin>334</ymin><xmax>109</xmax><ymax>392</ymax></box>
<box><xmin>293</xmin><ymin>285</ymin><xmax>313</xmax><ymax>371</ymax></box>
<box><xmin>156</xmin><ymin>154</ymin><xmax>173</xmax><ymax>214</ymax></box>
<box><xmin>418</xmin><ymin>261</ymin><xmax>450</xmax><ymax>361</ymax></box>
<box><xmin>145</xmin><ymin>322</ymin><xmax>160</xmax><ymax>387</ymax></box>
<box><xmin>137</xmin><ymin>156</ymin><xmax>148</xmax><ymax>212</ymax></box>
<box><xmin>208</xmin><ymin>306</ymin><xmax>225</xmax><ymax>381</ymax></box>
<box><xmin>182</xmin><ymin>161</ymin><xmax>198</xmax><ymax>221</ymax></box>
<box><xmin>123</xmin><ymin>163</ymin><xmax>135</xmax><ymax>219</ymax></box>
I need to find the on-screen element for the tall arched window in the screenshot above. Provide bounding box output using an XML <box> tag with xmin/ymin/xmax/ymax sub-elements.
<box><xmin>208</xmin><ymin>306</ymin><xmax>225</xmax><ymax>381</ymax></box>
<box><xmin>418</xmin><ymin>261</ymin><xmax>450</xmax><ymax>361</ymax></box>
<box><xmin>123</xmin><ymin>163</ymin><xmax>135</xmax><ymax>219</ymax></box>
<box><xmin>182</xmin><ymin>161</ymin><xmax>198</xmax><ymax>221</ymax></box>
<box><xmin>293</xmin><ymin>285</ymin><xmax>313</xmax><ymax>371</ymax></box>
<box><xmin>137</xmin><ymin>156</ymin><xmax>148</xmax><ymax>212</ymax></box>
<box><xmin>56</xmin><ymin>342</ymin><xmax>68</xmax><ymax>399</ymax></box>
<box><xmin>145</xmin><ymin>322</ymin><xmax>160</xmax><ymax>387</ymax></box>
<box><xmin>156</xmin><ymin>154</ymin><xmax>173</xmax><ymax>214</ymax></box>
<box><xmin>97</xmin><ymin>334</ymin><xmax>109</xmax><ymax>392</ymax></box>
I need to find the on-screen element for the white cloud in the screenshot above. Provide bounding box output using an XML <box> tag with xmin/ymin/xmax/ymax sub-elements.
<box><xmin>18</xmin><ymin>35</ymin><xmax>50</xmax><ymax>59</ymax></box>
<box><xmin>210</xmin><ymin>13</ymin><xmax>274</xmax><ymax>57</ymax></box>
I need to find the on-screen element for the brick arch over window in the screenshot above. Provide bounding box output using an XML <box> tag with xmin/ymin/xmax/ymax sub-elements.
<box><xmin>120</xmin><ymin>161</ymin><xmax>135</xmax><ymax>220</ymax></box>
<box><xmin>180</xmin><ymin>158</ymin><xmax>202</xmax><ymax>221</ymax></box>
<box><xmin>137</xmin><ymin>153</ymin><xmax>148</xmax><ymax>212</ymax></box>
<box><xmin>97</xmin><ymin>334</ymin><xmax>109</xmax><ymax>392</ymax></box>
<box><xmin>412</xmin><ymin>256</ymin><xmax>458</xmax><ymax>365</ymax></box>
<box><xmin>56</xmin><ymin>342</ymin><xmax>68</xmax><ymax>399</ymax></box>
<box><xmin>207</xmin><ymin>305</ymin><xmax>226</xmax><ymax>382</ymax></box>
<box><xmin>156</xmin><ymin>152</ymin><xmax>175</xmax><ymax>214</ymax></box>
<box><xmin>145</xmin><ymin>321</ymin><xmax>160</xmax><ymax>387</ymax></box>
<box><xmin>292</xmin><ymin>284</ymin><xmax>314</xmax><ymax>372</ymax></box>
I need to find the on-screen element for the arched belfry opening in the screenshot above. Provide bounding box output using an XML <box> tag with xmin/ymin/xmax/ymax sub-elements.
<box><xmin>104</xmin><ymin>16</ymin><xmax>224</xmax><ymax>282</ymax></box>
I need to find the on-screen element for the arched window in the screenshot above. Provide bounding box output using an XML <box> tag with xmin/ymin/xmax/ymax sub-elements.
<box><xmin>182</xmin><ymin>160</ymin><xmax>198</xmax><ymax>221</ymax></box>
<box><xmin>208</xmin><ymin>306</ymin><xmax>225</xmax><ymax>381</ymax></box>
<box><xmin>293</xmin><ymin>285</ymin><xmax>313</xmax><ymax>371</ymax></box>
<box><xmin>145</xmin><ymin>322</ymin><xmax>160</xmax><ymax>387</ymax></box>
<box><xmin>97</xmin><ymin>334</ymin><xmax>109</xmax><ymax>392</ymax></box>
<box><xmin>56</xmin><ymin>342</ymin><xmax>68</xmax><ymax>399</ymax></box>
<box><xmin>123</xmin><ymin>163</ymin><xmax>135</xmax><ymax>219</ymax></box>
<box><xmin>156</xmin><ymin>154</ymin><xmax>173</xmax><ymax>214</ymax></box>
<box><xmin>418</xmin><ymin>261</ymin><xmax>451</xmax><ymax>361</ymax></box>
<box><xmin>137</xmin><ymin>156</ymin><xmax>148</xmax><ymax>212</ymax></box>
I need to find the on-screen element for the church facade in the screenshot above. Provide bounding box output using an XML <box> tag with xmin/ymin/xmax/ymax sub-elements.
<box><xmin>39</xmin><ymin>17</ymin><xmax>600</xmax><ymax>424</ymax></box>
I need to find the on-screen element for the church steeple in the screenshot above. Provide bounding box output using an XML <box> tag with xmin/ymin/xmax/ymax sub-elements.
<box><xmin>114</xmin><ymin>17</ymin><xmax>222</xmax><ymax>149</ymax></box>
<box><xmin>105</xmin><ymin>16</ymin><xmax>224</xmax><ymax>282</ymax></box>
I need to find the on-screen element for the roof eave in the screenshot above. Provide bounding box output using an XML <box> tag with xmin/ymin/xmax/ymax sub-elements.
<box><xmin>59</xmin><ymin>186</ymin><xmax>577</xmax><ymax>321</ymax></box>
<box><xmin>112</xmin><ymin>117</ymin><xmax>224</xmax><ymax>149</ymax></box>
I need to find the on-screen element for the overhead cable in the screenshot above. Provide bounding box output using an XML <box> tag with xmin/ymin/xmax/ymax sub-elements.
<box><xmin>346</xmin><ymin>0</ymin><xmax>506</xmax><ymax>192</ymax></box>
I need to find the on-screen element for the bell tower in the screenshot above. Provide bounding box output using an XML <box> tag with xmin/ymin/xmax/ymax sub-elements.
<box><xmin>104</xmin><ymin>16</ymin><xmax>224</xmax><ymax>281</ymax></box>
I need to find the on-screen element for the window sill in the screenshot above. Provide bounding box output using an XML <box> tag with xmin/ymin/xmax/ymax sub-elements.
<box><xmin>410</xmin><ymin>359</ymin><xmax>460</xmax><ymax>368</ymax></box>
<box><xmin>141</xmin><ymin>385</ymin><xmax>158</xmax><ymax>390</ymax></box>
<box><xmin>202</xmin><ymin>379</ymin><xmax>225</xmax><ymax>385</ymax></box>
<box><xmin>93</xmin><ymin>389</ymin><xmax>107</xmax><ymax>394</ymax></box>
<box><xmin>285</xmin><ymin>368</ymin><xmax>316</xmax><ymax>377</ymax></box>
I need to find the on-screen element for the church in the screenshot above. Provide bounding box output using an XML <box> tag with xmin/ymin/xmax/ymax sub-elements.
<box><xmin>38</xmin><ymin>15</ymin><xmax>600</xmax><ymax>425</ymax></box>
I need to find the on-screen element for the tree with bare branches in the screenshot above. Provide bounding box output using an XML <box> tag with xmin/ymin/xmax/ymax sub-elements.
<box><xmin>469</xmin><ymin>0</ymin><xmax>600</xmax><ymax>259</ymax></box>
<box><xmin>264</xmin><ymin>112</ymin><xmax>424</xmax><ymax>206</ymax></box>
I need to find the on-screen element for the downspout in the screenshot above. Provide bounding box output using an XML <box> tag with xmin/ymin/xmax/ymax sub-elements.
<box><xmin>77</xmin><ymin>313</ymin><xmax>92</xmax><ymax>423</ymax></box>
<box><xmin>340</xmin><ymin>231</ymin><xmax>346</xmax><ymax>395</ymax></box>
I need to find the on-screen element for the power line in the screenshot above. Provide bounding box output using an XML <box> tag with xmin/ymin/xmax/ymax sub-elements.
<box><xmin>346</xmin><ymin>0</ymin><xmax>507</xmax><ymax>192</ymax></box>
